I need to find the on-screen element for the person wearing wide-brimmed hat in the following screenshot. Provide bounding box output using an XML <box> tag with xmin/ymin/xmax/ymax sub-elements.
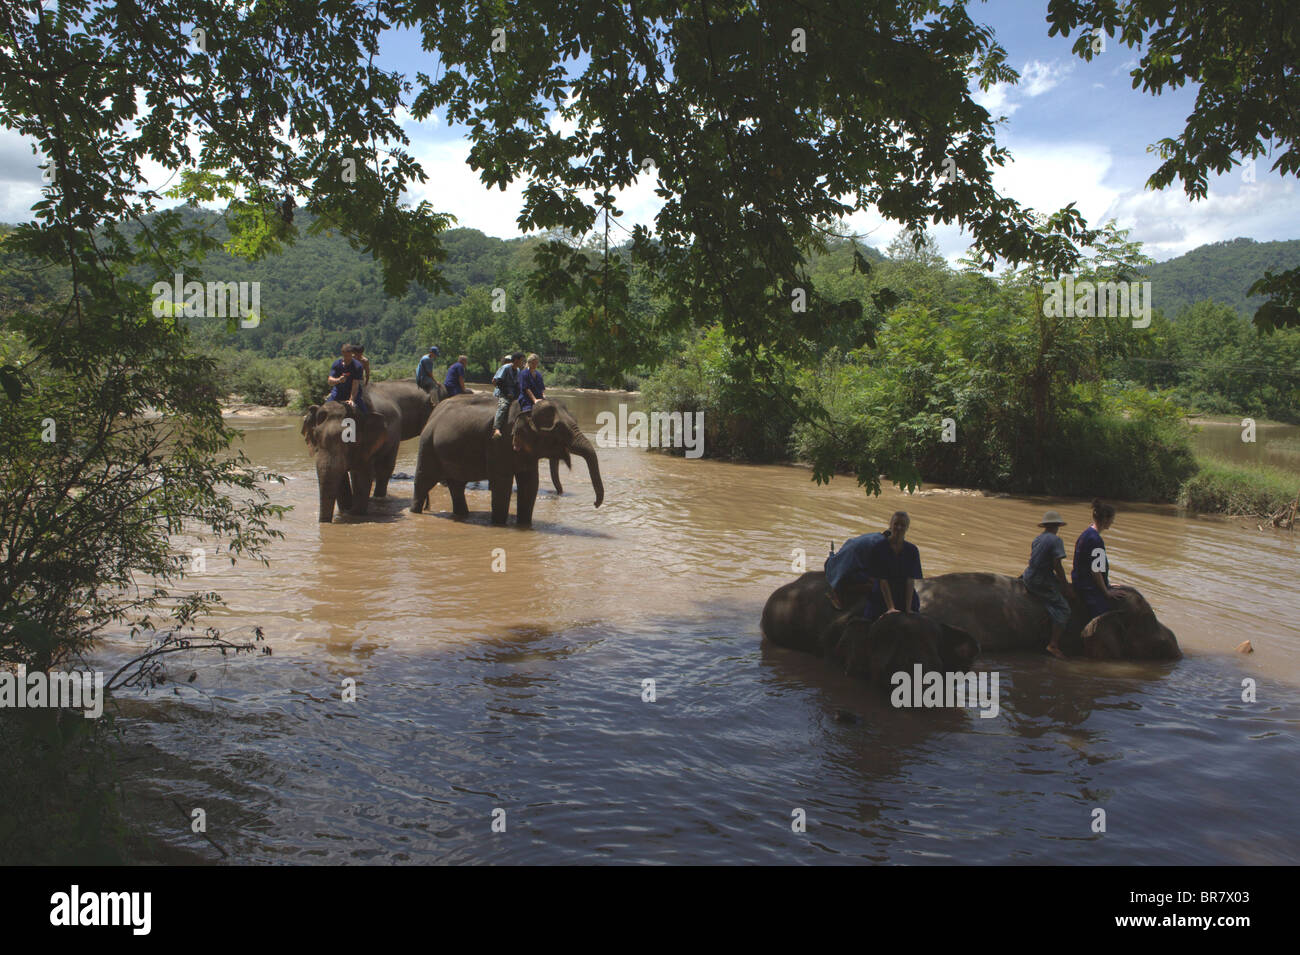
<box><xmin>1022</xmin><ymin>510</ymin><xmax>1075</xmax><ymax>659</ymax></box>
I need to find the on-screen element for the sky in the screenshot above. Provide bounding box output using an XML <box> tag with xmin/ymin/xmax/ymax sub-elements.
<box><xmin>1</xmin><ymin>1</ymin><xmax>1294</xmax><ymax>264</ymax></box>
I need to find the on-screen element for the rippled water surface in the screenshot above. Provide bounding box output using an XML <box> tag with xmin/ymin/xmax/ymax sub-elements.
<box><xmin>98</xmin><ymin>392</ymin><xmax>1300</xmax><ymax>864</ymax></box>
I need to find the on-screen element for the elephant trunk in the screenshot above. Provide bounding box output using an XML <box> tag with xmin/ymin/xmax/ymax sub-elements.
<box><xmin>571</xmin><ymin>430</ymin><xmax>604</xmax><ymax>508</ymax></box>
<box><xmin>550</xmin><ymin>455</ymin><xmax>565</xmax><ymax>495</ymax></box>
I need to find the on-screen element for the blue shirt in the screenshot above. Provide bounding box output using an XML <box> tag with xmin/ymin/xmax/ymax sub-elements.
<box><xmin>824</xmin><ymin>532</ymin><xmax>887</xmax><ymax>593</ymax></box>
<box><xmin>1023</xmin><ymin>532</ymin><xmax>1067</xmax><ymax>594</ymax></box>
<box><xmin>1071</xmin><ymin>526</ymin><xmax>1109</xmax><ymax>594</ymax></box>
<box><xmin>518</xmin><ymin>368</ymin><xmax>544</xmax><ymax>411</ymax></box>
<box><xmin>416</xmin><ymin>354</ymin><xmax>436</xmax><ymax>382</ymax></box>
<box><xmin>864</xmin><ymin>537</ymin><xmax>922</xmax><ymax>619</ymax></box>
<box><xmin>444</xmin><ymin>360</ymin><xmax>466</xmax><ymax>396</ymax></box>
<box><xmin>493</xmin><ymin>362</ymin><xmax>519</xmax><ymax>400</ymax></box>
<box><xmin>328</xmin><ymin>357</ymin><xmax>364</xmax><ymax>402</ymax></box>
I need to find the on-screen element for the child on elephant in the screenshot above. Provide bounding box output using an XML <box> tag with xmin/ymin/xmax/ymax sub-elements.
<box><xmin>1023</xmin><ymin>511</ymin><xmax>1075</xmax><ymax>659</ymax></box>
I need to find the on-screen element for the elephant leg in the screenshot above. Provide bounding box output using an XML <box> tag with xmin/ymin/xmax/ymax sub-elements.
<box><xmin>447</xmin><ymin>481</ymin><xmax>469</xmax><ymax>517</ymax></box>
<box><xmin>372</xmin><ymin>445</ymin><xmax>399</xmax><ymax>499</ymax></box>
<box><xmin>411</xmin><ymin>449</ymin><xmax>440</xmax><ymax>513</ymax></box>
<box><xmin>336</xmin><ymin>473</ymin><xmax>353</xmax><ymax>513</ymax></box>
<box><xmin>514</xmin><ymin>468</ymin><xmax>539</xmax><ymax>525</ymax></box>
<box><xmin>489</xmin><ymin>477</ymin><xmax>512</xmax><ymax>525</ymax></box>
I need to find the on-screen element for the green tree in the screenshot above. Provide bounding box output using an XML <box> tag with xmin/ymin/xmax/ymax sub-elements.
<box><xmin>1047</xmin><ymin>0</ymin><xmax>1300</xmax><ymax>330</ymax></box>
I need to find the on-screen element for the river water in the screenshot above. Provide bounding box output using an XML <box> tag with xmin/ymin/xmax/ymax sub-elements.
<box><xmin>96</xmin><ymin>393</ymin><xmax>1300</xmax><ymax>864</ymax></box>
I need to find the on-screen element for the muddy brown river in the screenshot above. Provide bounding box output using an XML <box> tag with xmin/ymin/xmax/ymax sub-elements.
<box><xmin>96</xmin><ymin>392</ymin><xmax>1300</xmax><ymax>864</ymax></box>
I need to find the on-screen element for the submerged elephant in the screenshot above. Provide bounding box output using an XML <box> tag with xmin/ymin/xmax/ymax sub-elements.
<box><xmin>761</xmin><ymin>571</ymin><xmax>978</xmax><ymax>687</ymax></box>
<box><xmin>916</xmin><ymin>572</ymin><xmax>1180</xmax><ymax>660</ymax></box>
<box><xmin>302</xmin><ymin>379</ymin><xmax>446</xmax><ymax>522</ymax></box>
<box><xmin>411</xmin><ymin>395</ymin><xmax>604</xmax><ymax>525</ymax></box>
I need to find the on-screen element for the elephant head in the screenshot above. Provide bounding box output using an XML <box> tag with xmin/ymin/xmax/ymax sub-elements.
<box><xmin>512</xmin><ymin>400</ymin><xmax>604</xmax><ymax>509</ymax></box>
<box><xmin>1080</xmin><ymin>586</ymin><xmax>1181</xmax><ymax>660</ymax></box>
<box><xmin>837</xmin><ymin>613</ymin><xmax>980</xmax><ymax>688</ymax></box>
<box><xmin>301</xmin><ymin>401</ymin><xmax>390</xmax><ymax>521</ymax></box>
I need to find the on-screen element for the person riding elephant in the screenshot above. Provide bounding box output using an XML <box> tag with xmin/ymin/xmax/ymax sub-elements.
<box><xmin>302</xmin><ymin>378</ymin><xmax>446</xmax><ymax>522</ymax></box>
<box><xmin>862</xmin><ymin>511</ymin><xmax>923</xmax><ymax>624</ymax></box>
<box><xmin>1072</xmin><ymin>499</ymin><xmax>1123</xmax><ymax>624</ymax></box>
<box><xmin>411</xmin><ymin>392</ymin><xmax>603</xmax><ymax>525</ymax></box>
<box><xmin>915</xmin><ymin>572</ymin><xmax>1180</xmax><ymax>660</ymax></box>
<box><xmin>824</xmin><ymin>525</ymin><xmax>889</xmax><ymax>610</ymax></box>
<box><xmin>761</xmin><ymin>571</ymin><xmax>978</xmax><ymax>689</ymax></box>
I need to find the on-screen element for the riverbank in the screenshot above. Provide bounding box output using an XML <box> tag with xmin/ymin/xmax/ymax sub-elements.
<box><xmin>1181</xmin><ymin>455</ymin><xmax>1300</xmax><ymax>527</ymax></box>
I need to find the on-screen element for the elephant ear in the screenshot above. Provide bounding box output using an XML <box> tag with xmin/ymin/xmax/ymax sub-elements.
<box><xmin>938</xmin><ymin>624</ymin><xmax>980</xmax><ymax>670</ymax></box>
<box><xmin>823</xmin><ymin>611</ymin><xmax>862</xmax><ymax>664</ymax></box>
<box><xmin>361</xmin><ymin>410</ymin><xmax>389</xmax><ymax>454</ymax></box>
<box><xmin>301</xmin><ymin>405</ymin><xmax>320</xmax><ymax>447</ymax></box>
<box><xmin>1081</xmin><ymin>611</ymin><xmax>1126</xmax><ymax>659</ymax></box>
<box><xmin>860</xmin><ymin>616</ymin><xmax>906</xmax><ymax>684</ymax></box>
<box><xmin>531</xmin><ymin>401</ymin><xmax>560</xmax><ymax>432</ymax></box>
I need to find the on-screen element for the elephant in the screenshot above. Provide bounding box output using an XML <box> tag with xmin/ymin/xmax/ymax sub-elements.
<box><xmin>916</xmin><ymin>572</ymin><xmax>1181</xmax><ymax>660</ymax></box>
<box><xmin>410</xmin><ymin>394</ymin><xmax>604</xmax><ymax>525</ymax></box>
<box><xmin>760</xmin><ymin>571</ymin><xmax>979</xmax><ymax>688</ymax></box>
<box><xmin>302</xmin><ymin>379</ymin><xmax>446</xmax><ymax>522</ymax></box>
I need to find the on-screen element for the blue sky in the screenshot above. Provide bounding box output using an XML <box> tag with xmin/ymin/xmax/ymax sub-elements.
<box><xmin>1</xmin><ymin>1</ymin><xmax>1294</xmax><ymax>264</ymax></box>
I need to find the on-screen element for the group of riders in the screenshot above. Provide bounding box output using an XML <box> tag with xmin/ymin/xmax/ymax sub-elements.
<box><xmin>825</xmin><ymin>500</ymin><xmax>1121</xmax><ymax>659</ymax></box>
<box><xmin>326</xmin><ymin>344</ymin><xmax>547</xmax><ymax>452</ymax></box>
<box><xmin>324</xmin><ymin>343</ymin><xmax>1119</xmax><ymax>654</ymax></box>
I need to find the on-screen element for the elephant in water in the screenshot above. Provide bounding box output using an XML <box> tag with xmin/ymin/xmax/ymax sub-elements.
<box><xmin>916</xmin><ymin>572</ymin><xmax>1181</xmax><ymax>660</ymax></box>
<box><xmin>761</xmin><ymin>571</ymin><xmax>979</xmax><ymax>688</ymax></box>
<box><xmin>411</xmin><ymin>395</ymin><xmax>604</xmax><ymax>525</ymax></box>
<box><xmin>302</xmin><ymin>379</ymin><xmax>446</xmax><ymax>522</ymax></box>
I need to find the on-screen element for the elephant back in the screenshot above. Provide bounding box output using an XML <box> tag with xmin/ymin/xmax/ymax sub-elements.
<box><xmin>761</xmin><ymin>572</ymin><xmax>844</xmax><ymax>655</ymax></box>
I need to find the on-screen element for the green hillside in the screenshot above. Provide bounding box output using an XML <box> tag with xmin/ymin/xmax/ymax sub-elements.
<box><xmin>8</xmin><ymin>206</ymin><xmax>1294</xmax><ymax>368</ymax></box>
<box><xmin>1146</xmin><ymin>237</ymin><xmax>1300</xmax><ymax>319</ymax></box>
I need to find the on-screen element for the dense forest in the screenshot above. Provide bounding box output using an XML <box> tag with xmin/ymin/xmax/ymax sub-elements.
<box><xmin>1145</xmin><ymin>238</ymin><xmax>1300</xmax><ymax>318</ymax></box>
<box><xmin>6</xmin><ymin>207</ymin><xmax>1291</xmax><ymax>379</ymax></box>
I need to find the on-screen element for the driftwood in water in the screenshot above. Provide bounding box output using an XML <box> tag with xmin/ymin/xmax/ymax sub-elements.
<box><xmin>1263</xmin><ymin>497</ymin><xmax>1298</xmax><ymax>531</ymax></box>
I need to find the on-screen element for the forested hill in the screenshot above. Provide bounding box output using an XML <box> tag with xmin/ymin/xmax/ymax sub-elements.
<box><xmin>135</xmin><ymin>207</ymin><xmax>538</xmax><ymax>361</ymax></box>
<box><xmin>1146</xmin><ymin>237</ymin><xmax>1300</xmax><ymax>318</ymax></box>
<box><xmin>3</xmin><ymin>206</ymin><xmax>1296</xmax><ymax>363</ymax></box>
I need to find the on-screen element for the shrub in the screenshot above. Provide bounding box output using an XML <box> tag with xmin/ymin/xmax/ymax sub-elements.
<box><xmin>235</xmin><ymin>366</ymin><xmax>288</xmax><ymax>406</ymax></box>
<box><xmin>640</xmin><ymin>326</ymin><xmax>799</xmax><ymax>462</ymax></box>
<box><xmin>1179</xmin><ymin>457</ymin><xmax>1300</xmax><ymax>517</ymax></box>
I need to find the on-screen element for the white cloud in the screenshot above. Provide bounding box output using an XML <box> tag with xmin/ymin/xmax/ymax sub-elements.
<box><xmin>1099</xmin><ymin>177</ymin><xmax>1298</xmax><ymax>260</ymax></box>
<box><xmin>1020</xmin><ymin>59</ymin><xmax>1072</xmax><ymax>97</ymax></box>
<box><xmin>395</xmin><ymin>104</ymin><xmax>439</xmax><ymax>130</ymax></box>
<box><xmin>839</xmin><ymin>139</ymin><xmax>1120</xmax><ymax>263</ymax></box>
<box><xmin>972</xmin><ymin>59</ymin><xmax>1073</xmax><ymax>118</ymax></box>
<box><xmin>0</xmin><ymin>126</ymin><xmax>45</xmax><ymax>222</ymax></box>
<box><xmin>402</xmin><ymin>124</ymin><xmax>665</xmax><ymax>239</ymax></box>
<box><xmin>972</xmin><ymin>81</ymin><xmax>1018</xmax><ymax>117</ymax></box>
